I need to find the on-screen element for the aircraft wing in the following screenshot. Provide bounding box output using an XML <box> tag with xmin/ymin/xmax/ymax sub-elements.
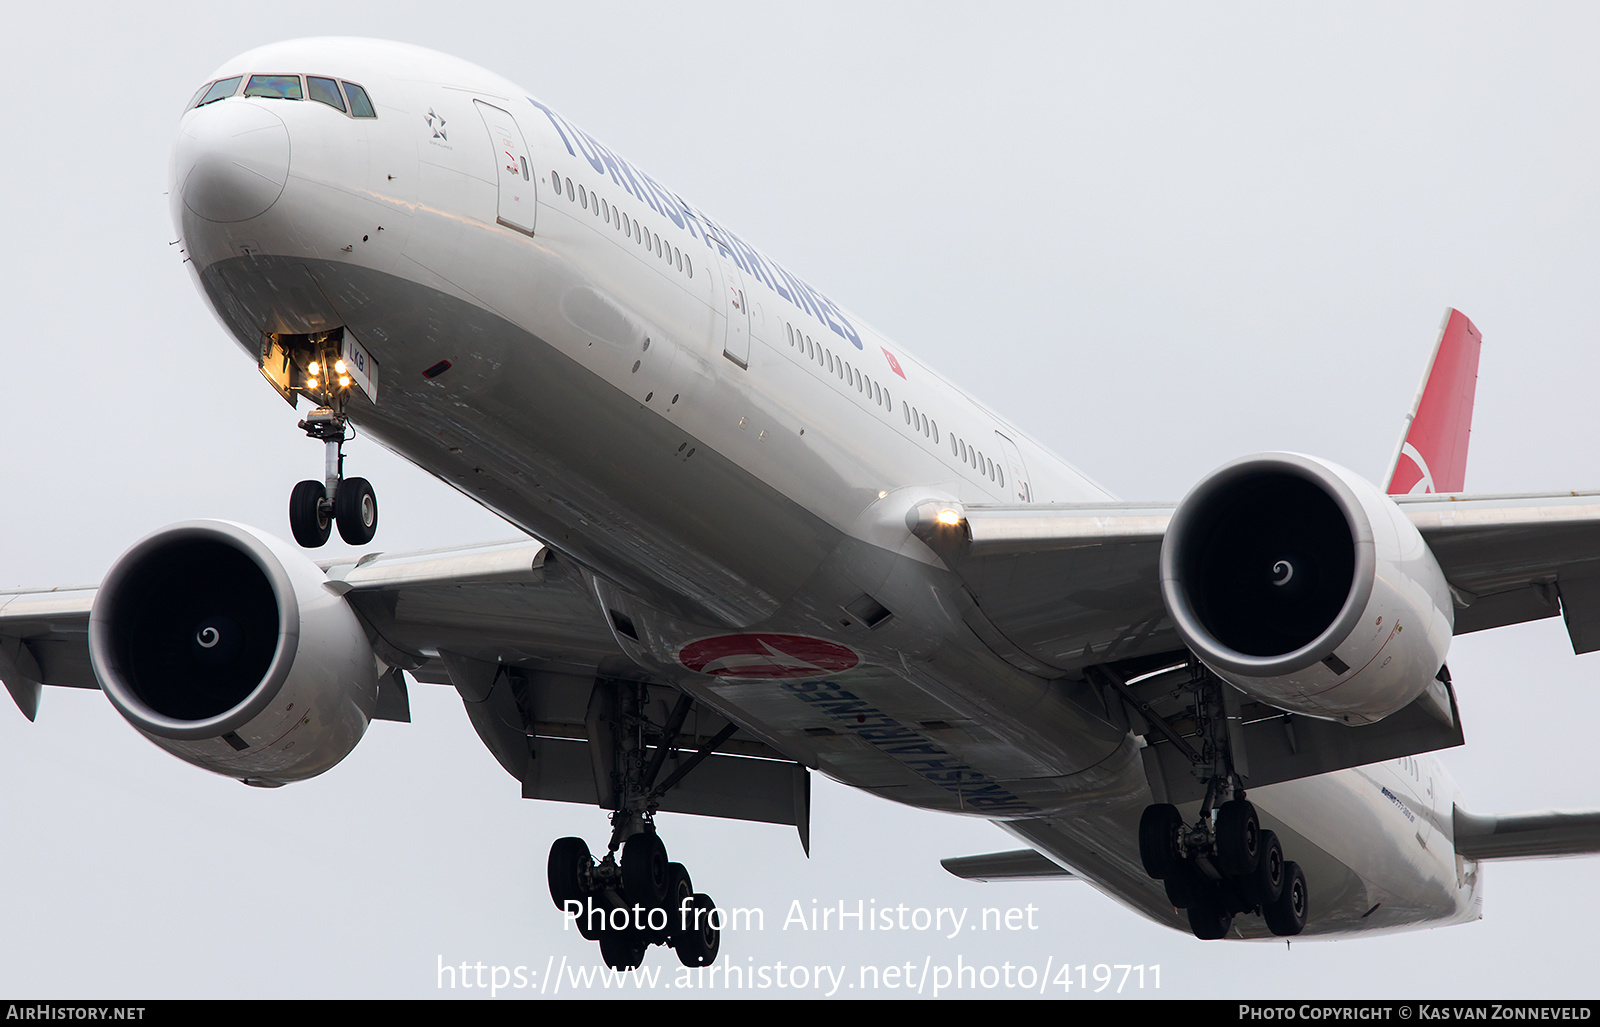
<box><xmin>0</xmin><ymin>537</ymin><xmax>622</xmax><ymax>700</ymax></box>
<box><xmin>912</xmin><ymin>489</ymin><xmax>1600</xmax><ymax>677</ymax></box>
<box><xmin>0</xmin><ymin>537</ymin><xmax>808</xmax><ymax>836</ymax></box>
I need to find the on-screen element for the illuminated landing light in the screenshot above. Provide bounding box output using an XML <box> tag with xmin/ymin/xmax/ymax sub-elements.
<box><xmin>937</xmin><ymin>509</ymin><xmax>962</xmax><ymax>527</ymax></box>
<box><xmin>308</xmin><ymin>361</ymin><xmax>320</xmax><ymax>375</ymax></box>
<box><xmin>334</xmin><ymin>360</ymin><xmax>348</xmax><ymax>375</ymax></box>
<box><xmin>307</xmin><ymin>377</ymin><xmax>319</xmax><ymax>389</ymax></box>
<box><xmin>878</xmin><ymin>490</ymin><xmax>888</xmax><ymax>499</ymax></box>
<box><xmin>339</xmin><ymin>376</ymin><xmax>351</xmax><ymax>388</ymax></box>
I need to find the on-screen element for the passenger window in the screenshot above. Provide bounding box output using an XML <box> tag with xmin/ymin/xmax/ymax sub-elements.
<box><xmin>873</xmin><ymin>382</ymin><xmax>881</xmax><ymax>405</ymax></box>
<box><xmin>307</xmin><ymin>77</ymin><xmax>346</xmax><ymax>112</ymax></box>
<box><xmin>632</xmin><ymin>218</ymin><xmax>640</xmax><ymax>241</ymax></box>
<box><xmin>195</xmin><ymin>76</ymin><xmax>242</xmax><ymax>107</ymax></box>
<box><xmin>579</xmin><ymin>184</ymin><xmax>588</xmax><ymax>209</ymax></box>
<box><xmin>786</xmin><ymin>323</ymin><xmax>794</xmax><ymax>346</ymax></box>
<box><xmin>602</xmin><ymin>199</ymin><xmax>609</xmax><ymax>221</ymax></box>
<box><xmin>566</xmin><ymin>178</ymin><xmax>575</xmax><ymax>201</ymax></box>
<box><xmin>674</xmin><ymin>246</ymin><xmax>682</xmax><ymax>271</ymax></box>
<box><xmin>932</xmin><ymin>421</ymin><xmax>938</xmax><ymax>443</ymax></box>
<box><xmin>552</xmin><ymin>170</ymin><xmax>561</xmax><ymax>192</ymax></box>
<box><xmin>245</xmin><ymin>75</ymin><xmax>302</xmax><ymax>100</ymax></box>
<box><xmin>685</xmin><ymin>256</ymin><xmax>693</xmax><ymax>278</ymax></box>
<box><xmin>342</xmin><ymin>82</ymin><xmax>377</xmax><ymax>118</ymax></box>
<box><xmin>950</xmin><ymin>436</ymin><xmax>958</xmax><ymax>456</ymax></box>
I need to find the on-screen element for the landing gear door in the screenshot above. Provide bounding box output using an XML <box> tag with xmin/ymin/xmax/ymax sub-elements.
<box><xmin>259</xmin><ymin>335</ymin><xmax>297</xmax><ymax>407</ymax></box>
<box><xmin>474</xmin><ymin>100</ymin><xmax>536</xmax><ymax>236</ymax></box>
<box><xmin>706</xmin><ymin>223</ymin><xmax>750</xmax><ymax>368</ymax></box>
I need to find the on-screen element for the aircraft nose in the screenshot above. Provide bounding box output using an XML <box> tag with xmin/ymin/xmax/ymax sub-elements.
<box><xmin>172</xmin><ymin>101</ymin><xmax>289</xmax><ymax>223</ymax></box>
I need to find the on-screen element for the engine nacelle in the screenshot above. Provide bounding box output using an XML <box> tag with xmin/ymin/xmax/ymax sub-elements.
<box><xmin>89</xmin><ymin>520</ymin><xmax>379</xmax><ymax>785</ymax></box>
<box><xmin>1159</xmin><ymin>453</ymin><xmax>1453</xmax><ymax>724</ymax></box>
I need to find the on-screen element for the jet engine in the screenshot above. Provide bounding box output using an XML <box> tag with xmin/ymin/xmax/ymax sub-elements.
<box><xmin>1159</xmin><ymin>453</ymin><xmax>1452</xmax><ymax>725</ymax></box>
<box><xmin>89</xmin><ymin>520</ymin><xmax>378</xmax><ymax>785</ymax></box>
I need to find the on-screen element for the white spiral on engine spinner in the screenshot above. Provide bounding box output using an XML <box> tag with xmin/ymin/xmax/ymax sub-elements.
<box><xmin>1272</xmin><ymin>560</ymin><xmax>1294</xmax><ymax>586</ymax></box>
<box><xmin>197</xmin><ymin>626</ymin><xmax>220</xmax><ymax>648</ymax></box>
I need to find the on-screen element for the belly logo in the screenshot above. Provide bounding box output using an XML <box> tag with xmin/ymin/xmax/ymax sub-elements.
<box><xmin>678</xmin><ymin>634</ymin><xmax>859</xmax><ymax>679</ymax></box>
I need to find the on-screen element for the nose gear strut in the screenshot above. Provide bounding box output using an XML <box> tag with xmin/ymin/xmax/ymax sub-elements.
<box><xmin>280</xmin><ymin>333</ymin><xmax>378</xmax><ymax>548</ymax></box>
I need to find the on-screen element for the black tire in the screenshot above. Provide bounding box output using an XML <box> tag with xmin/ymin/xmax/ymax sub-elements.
<box><xmin>1243</xmin><ymin>829</ymin><xmax>1285</xmax><ymax>910</ymax></box>
<box><xmin>1163</xmin><ymin>860</ymin><xmax>1197</xmax><ymax>909</ymax></box>
<box><xmin>1186</xmin><ymin>882</ymin><xmax>1234</xmax><ymax>940</ymax></box>
<box><xmin>663</xmin><ymin>862</ymin><xmax>694</xmax><ymax>944</ymax></box>
<box><xmin>1139</xmin><ymin>803</ymin><xmax>1183</xmax><ymax>879</ymax></box>
<box><xmin>289</xmin><ymin>480</ymin><xmax>331</xmax><ymax>548</ymax></box>
<box><xmin>622</xmin><ymin>832</ymin><xmax>671</xmax><ymax>910</ymax></box>
<box><xmin>1264</xmin><ymin>860</ymin><xmax>1308</xmax><ymax>936</ymax></box>
<box><xmin>598</xmin><ymin>928</ymin><xmax>647</xmax><ymax>971</ymax></box>
<box><xmin>335</xmin><ymin>476</ymin><xmax>378</xmax><ymax>545</ymax></box>
<box><xmin>673</xmin><ymin>892</ymin><xmax>720</xmax><ymax>968</ymax></box>
<box><xmin>1215</xmin><ymin>799</ymin><xmax>1261</xmax><ymax>876</ymax></box>
<box><xmin>547</xmin><ymin>837</ymin><xmax>601</xmax><ymax>940</ymax></box>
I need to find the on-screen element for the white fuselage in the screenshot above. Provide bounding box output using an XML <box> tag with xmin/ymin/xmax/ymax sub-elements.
<box><xmin>170</xmin><ymin>37</ymin><xmax>1482</xmax><ymax>938</ymax></box>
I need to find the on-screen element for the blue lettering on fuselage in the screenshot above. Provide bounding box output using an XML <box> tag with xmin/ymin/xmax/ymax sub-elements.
<box><xmin>525</xmin><ymin>95</ymin><xmax>864</xmax><ymax>350</ymax></box>
<box><xmin>783</xmin><ymin>680</ymin><xmax>1037</xmax><ymax>815</ymax></box>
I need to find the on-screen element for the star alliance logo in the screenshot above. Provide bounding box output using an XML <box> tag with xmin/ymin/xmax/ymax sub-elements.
<box><xmin>426</xmin><ymin>109</ymin><xmax>447</xmax><ymax>140</ymax></box>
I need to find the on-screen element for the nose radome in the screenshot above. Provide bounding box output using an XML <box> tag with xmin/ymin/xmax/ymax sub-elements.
<box><xmin>173</xmin><ymin>102</ymin><xmax>289</xmax><ymax>223</ymax></box>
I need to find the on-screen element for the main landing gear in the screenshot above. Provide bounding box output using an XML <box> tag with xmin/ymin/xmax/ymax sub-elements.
<box><xmin>546</xmin><ymin>683</ymin><xmax>731</xmax><ymax>971</ymax></box>
<box><xmin>1139</xmin><ymin>796</ymin><xmax>1308</xmax><ymax>940</ymax></box>
<box><xmin>284</xmin><ymin>339</ymin><xmax>377</xmax><ymax>548</ymax></box>
<box><xmin>547</xmin><ymin>825</ymin><xmax>721</xmax><ymax>972</ymax></box>
<box><xmin>1121</xmin><ymin>662</ymin><xmax>1309</xmax><ymax>940</ymax></box>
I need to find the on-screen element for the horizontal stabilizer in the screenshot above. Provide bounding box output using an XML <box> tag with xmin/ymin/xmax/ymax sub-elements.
<box><xmin>1453</xmin><ymin>805</ymin><xmax>1600</xmax><ymax>860</ymax></box>
<box><xmin>940</xmin><ymin>849</ymin><xmax>1076</xmax><ymax>882</ymax></box>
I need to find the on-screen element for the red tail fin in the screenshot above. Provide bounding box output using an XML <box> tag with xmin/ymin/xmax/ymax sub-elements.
<box><xmin>1386</xmin><ymin>308</ymin><xmax>1483</xmax><ymax>495</ymax></box>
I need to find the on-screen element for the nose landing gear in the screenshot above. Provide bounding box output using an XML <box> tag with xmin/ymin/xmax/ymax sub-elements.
<box><xmin>281</xmin><ymin>340</ymin><xmax>378</xmax><ymax>548</ymax></box>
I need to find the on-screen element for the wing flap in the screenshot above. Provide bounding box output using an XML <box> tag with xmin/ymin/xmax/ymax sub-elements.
<box><xmin>1399</xmin><ymin>491</ymin><xmax>1600</xmax><ymax>645</ymax></box>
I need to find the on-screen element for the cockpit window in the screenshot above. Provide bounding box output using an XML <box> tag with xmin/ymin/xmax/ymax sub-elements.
<box><xmin>342</xmin><ymin>81</ymin><xmax>377</xmax><ymax>118</ymax></box>
<box><xmin>307</xmin><ymin>76</ymin><xmax>346</xmax><ymax>113</ymax></box>
<box><xmin>193</xmin><ymin>76</ymin><xmax>243</xmax><ymax>108</ymax></box>
<box><xmin>245</xmin><ymin>74</ymin><xmax>303</xmax><ymax>100</ymax></box>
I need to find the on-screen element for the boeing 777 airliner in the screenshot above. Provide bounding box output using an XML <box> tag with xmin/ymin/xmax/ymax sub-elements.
<box><xmin>4</xmin><ymin>37</ymin><xmax>1599</xmax><ymax>971</ymax></box>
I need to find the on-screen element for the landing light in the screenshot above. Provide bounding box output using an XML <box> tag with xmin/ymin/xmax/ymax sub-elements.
<box><xmin>334</xmin><ymin>360</ymin><xmax>347</xmax><ymax>375</ymax></box>
<box><xmin>937</xmin><ymin>509</ymin><xmax>962</xmax><ymax>527</ymax></box>
<box><xmin>339</xmin><ymin>376</ymin><xmax>351</xmax><ymax>388</ymax></box>
<box><xmin>308</xmin><ymin>361</ymin><xmax>320</xmax><ymax>375</ymax></box>
<box><xmin>307</xmin><ymin>377</ymin><xmax>319</xmax><ymax>389</ymax></box>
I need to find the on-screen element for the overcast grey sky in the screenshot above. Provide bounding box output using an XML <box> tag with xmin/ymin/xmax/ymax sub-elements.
<box><xmin>3</xmin><ymin>1</ymin><xmax>1600</xmax><ymax>999</ymax></box>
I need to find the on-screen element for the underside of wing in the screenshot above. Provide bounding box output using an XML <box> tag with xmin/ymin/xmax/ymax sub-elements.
<box><xmin>1398</xmin><ymin>491</ymin><xmax>1600</xmax><ymax>648</ymax></box>
<box><xmin>0</xmin><ymin>530</ymin><xmax>809</xmax><ymax>838</ymax></box>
